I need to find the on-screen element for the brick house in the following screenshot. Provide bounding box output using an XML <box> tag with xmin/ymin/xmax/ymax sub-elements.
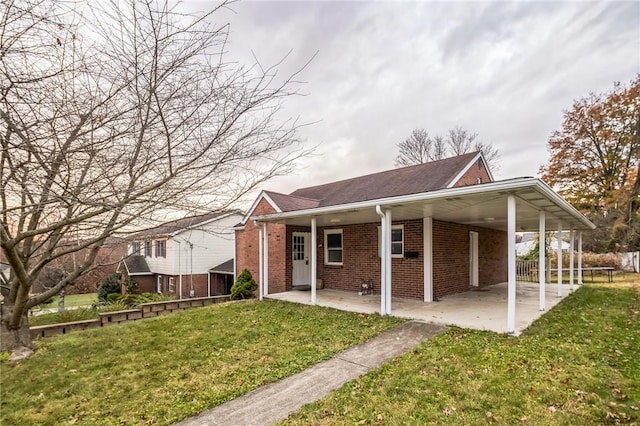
<box><xmin>235</xmin><ymin>152</ymin><xmax>594</xmax><ymax>333</ymax></box>
<box><xmin>118</xmin><ymin>211</ymin><xmax>242</xmax><ymax>298</ymax></box>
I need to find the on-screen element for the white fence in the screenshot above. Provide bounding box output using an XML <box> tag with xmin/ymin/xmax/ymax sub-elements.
<box><xmin>620</xmin><ymin>251</ymin><xmax>639</xmax><ymax>272</ymax></box>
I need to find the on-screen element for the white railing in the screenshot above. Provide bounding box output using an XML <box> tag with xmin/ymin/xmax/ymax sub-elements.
<box><xmin>516</xmin><ymin>259</ymin><xmax>538</xmax><ymax>282</ymax></box>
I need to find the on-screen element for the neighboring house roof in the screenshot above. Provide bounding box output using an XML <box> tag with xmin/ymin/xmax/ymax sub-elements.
<box><xmin>242</xmin><ymin>152</ymin><xmax>486</xmax><ymax>224</ymax></box>
<box><xmin>130</xmin><ymin>210</ymin><xmax>241</xmax><ymax>240</ymax></box>
<box><xmin>516</xmin><ymin>238</ymin><xmax>571</xmax><ymax>256</ymax></box>
<box><xmin>119</xmin><ymin>255</ymin><xmax>153</xmax><ymax>276</ymax></box>
<box><xmin>209</xmin><ymin>259</ymin><xmax>234</xmax><ymax>275</ymax></box>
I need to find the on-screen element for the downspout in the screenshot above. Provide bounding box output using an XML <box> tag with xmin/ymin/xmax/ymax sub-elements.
<box><xmin>256</xmin><ymin>220</ymin><xmax>264</xmax><ymax>301</ymax></box>
<box><xmin>178</xmin><ymin>241</ymin><xmax>182</xmax><ymax>300</ymax></box>
<box><xmin>376</xmin><ymin>205</ymin><xmax>386</xmax><ymax>315</ymax></box>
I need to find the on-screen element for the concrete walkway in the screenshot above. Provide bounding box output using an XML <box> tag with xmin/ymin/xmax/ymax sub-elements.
<box><xmin>175</xmin><ymin>321</ymin><xmax>445</xmax><ymax>426</ymax></box>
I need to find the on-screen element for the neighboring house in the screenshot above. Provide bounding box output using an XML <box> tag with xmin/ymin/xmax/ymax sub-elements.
<box><xmin>118</xmin><ymin>211</ymin><xmax>242</xmax><ymax>298</ymax></box>
<box><xmin>235</xmin><ymin>151</ymin><xmax>595</xmax><ymax>333</ymax></box>
<box><xmin>516</xmin><ymin>235</ymin><xmax>570</xmax><ymax>256</ymax></box>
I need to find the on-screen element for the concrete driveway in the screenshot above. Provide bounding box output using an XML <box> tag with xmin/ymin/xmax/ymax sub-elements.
<box><xmin>267</xmin><ymin>282</ymin><xmax>572</xmax><ymax>335</ymax></box>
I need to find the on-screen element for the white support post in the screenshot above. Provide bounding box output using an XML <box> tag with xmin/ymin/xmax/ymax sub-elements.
<box><xmin>258</xmin><ymin>223</ymin><xmax>264</xmax><ymax>301</ymax></box>
<box><xmin>423</xmin><ymin>217</ymin><xmax>433</xmax><ymax>302</ymax></box>
<box><xmin>569</xmin><ymin>228</ymin><xmax>575</xmax><ymax>292</ymax></box>
<box><xmin>539</xmin><ymin>210</ymin><xmax>546</xmax><ymax>311</ymax></box>
<box><xmin>507</xmin><ymin>195</ymin><xmax>517</xmax><ymax>334</ymax></box>
<box><xmin>262</xmin><ymin>222</ymin><xmax>269</xmax><ymax>297</ymax></box>
<box><xmin>311</xmin><ymin>217</ymin><xmax>317</xmax><ymax>305</ymax></box>
<box><xmin>385</xmin><ymin>209</ymin><xmax>392</xmax><ymax>315</ymax></box>
<box><xmin>578</xmin><ymin>231</ymin><xmax>583</xmax><ymax>285</ymax></box>
<box><xmin>557</xmin><ymin>222</ymin><xmax>563</xmax><ymax>297</ymax></box>
<box><xmin>378</xmin><ymin>208</ymin><xmax>387</xmax><ymax>315</ymax></box>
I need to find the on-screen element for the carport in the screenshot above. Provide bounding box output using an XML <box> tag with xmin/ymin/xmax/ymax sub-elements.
<box><xmin>253</xmin><ymin>177</ymin><xmax>595</xmax><ymax>334</ymax></box>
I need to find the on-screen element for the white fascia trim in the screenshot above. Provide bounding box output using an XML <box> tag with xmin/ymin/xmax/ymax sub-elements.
<box><xmin>446</xmin><ymin>152</ymin><xmax>494</xmax><ymax>188</ymax></box>
<box><xmin>252</xmin><ymin>177</ymin><xmax>595</xmax><ymax>230</ymax></box>
<box><xmin>241</xmin><ymin>191</ymin><xmax>283</xmax><ymax>225</ymax></box>
<box><xmin>534</xmin><ymin>180</ymin><xmax>596</xmax><ymax>230</ymax></box>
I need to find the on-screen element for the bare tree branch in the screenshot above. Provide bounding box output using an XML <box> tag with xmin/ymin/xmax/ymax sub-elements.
<box><xmin>0</xmin><ymin>0</ymin><xmax>312</xmax><ymax>351</ymax></box>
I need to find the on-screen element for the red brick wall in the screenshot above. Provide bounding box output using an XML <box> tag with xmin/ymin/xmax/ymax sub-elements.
<box><xmin>235</xmin><ymin>198</ymin><xmax>287</xmax><ymax>294</ymax></box>
<box><xmin>236</xmin><ymin>198</ymin><xmax>507</xmax><ymax>301</ymax></box>
<box><xmin>131</xmin><ymin>275</ymin><xmax>155</xmax><ymax>294</ymax></box>
<box><xmin>453</xmin><ymin>158</ymin><xmax>493</xmax><ymax>187</ymax></box>
<box><xmin>432</xmin><ymin>219</ymin><xmax>507</xmax><ymax>299</ymax></box>
<box><xmin>175</xmin><ymin>273</ymin><xmax>209</xmax><ymax>298</ymax></box>
<box><xmin>316</xmin><ymin>219</ymin><xmax>424</xmax><ymax>299</ymax></box>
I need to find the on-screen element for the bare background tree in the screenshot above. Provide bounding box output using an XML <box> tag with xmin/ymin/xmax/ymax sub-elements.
<box><xmin>395</xmin><ymin>126</ymin><xmax>501</xmax><ymax>170</ymax></box>
<box><xmin>0</xmin><ymin>0</ymin><xmax>310</xmax><ymax>355</ymax></box>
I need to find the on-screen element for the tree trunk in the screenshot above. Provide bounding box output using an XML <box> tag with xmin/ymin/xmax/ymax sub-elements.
<box><xmin>0</xmin><ymin>303</ymin><xmax>33</xmax><ymax>353</ymax></box>
<box><xmin>58</xmin><ymin>289</ymin><xmax>65</xmax><ymax>313</ymax></box>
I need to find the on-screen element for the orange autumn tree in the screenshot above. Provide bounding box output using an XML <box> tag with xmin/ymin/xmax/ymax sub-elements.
<box><xmin>541</xmin><ymin>76</ymin><xmax>640</xmax><ymax>252</ymax></box>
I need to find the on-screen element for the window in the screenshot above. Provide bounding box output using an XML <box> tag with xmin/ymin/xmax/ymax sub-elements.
<box><xmin>132</xmin><ymin>241</ymin><xmax>142</xmax><ymax>255</ymax></box>
<box><xmin>293</xmin><ymin>234</ymin><xmax>305</xmax><ymax>261</ymax></box>
<box><xmin>324</xmin><ymin>229</ymin><xmax>343</xmax><ymax>265</ymax></box>
<box><xmin>155</xmin><ymin>240</ymin><xmax>166</xmax><ymax>258</ymax></box>
<box><xmin>391</xmin><ymin>226</ymin><xmax>404</xmax><ymax>256</ymax></box>
<box><xmin>144</xmin><ymin>241</ymin><xmax>152</xmax><ymax>257</ymax></box>
<box><xmin>378</xmin><ymin>225</ymin><xmax>404</xmax><ymax>257</ymax></box>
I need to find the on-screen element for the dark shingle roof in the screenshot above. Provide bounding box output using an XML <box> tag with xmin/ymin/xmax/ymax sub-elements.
<box><xmin>264</xmin><ymin>191</ymin><xmax>320</xmax><ymax>212</ymax></box>
<box><xmin>210</xmin><ymin>259</ymin><xmax>234</xmax><ymax>274</ymax></box>
<box><xmin>123</xmin><ymin>255</ymin><xmax>151</xmax><ymax>274</ymax></box>
<box><xmin>289</xmin><ymin>152</ymin><xmax>479</xmax><ymax>208</ymax></box>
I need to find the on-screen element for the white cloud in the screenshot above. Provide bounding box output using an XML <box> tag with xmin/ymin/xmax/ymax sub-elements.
<box><xmin>188</xmin><ymin>0</ymin><xmax>640</xmax><ymax>194</ymax></box>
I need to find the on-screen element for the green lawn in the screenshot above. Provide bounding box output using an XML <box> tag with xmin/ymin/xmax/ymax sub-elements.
<box><xmin>1</xmin><ymin>300</ymin><xmax>404</xmax><ymax>425</ymax></box>
<box><xmin>282</xmin><ymin>280</ymin><xmax>640</xmax><ymax>425</ymax></box>
<box><xmin>32</xmin><ymin>293</ymin><xmax>98</xmax><ymax>310</ymax></box>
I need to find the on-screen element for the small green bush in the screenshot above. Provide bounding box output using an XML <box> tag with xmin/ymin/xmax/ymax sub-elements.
<box><xmin>230</xmin><ymin>269</ymin><xmax>258</xmax><ymax>300</ymax></box>
<box><xmin>134</xmin><ymin>293</ymin><xmax>172</xmax><ymax>304</ymax></box>
<box><xmin>123</xmin><ymin>277</ymin><xmax>139</xmax><ymax>294</ymax></box>
<box><xmin>106</xmin><ymin>293</ymin><xmax>121</xmax><ymax>304</ymax></box>
<box><xmin>98</xmin><ymin>273</ymin><xmax>122</xmax><ymax>303</ymax></box>
<box><xmin>29</xmin><ymin>308</ymin><xmax>98</xmax><ymax>326</ymax></box>
<box><xmin>98</xmin><ymin>300</ymin><xmax>132</xmax><ymax>313</ymax></box>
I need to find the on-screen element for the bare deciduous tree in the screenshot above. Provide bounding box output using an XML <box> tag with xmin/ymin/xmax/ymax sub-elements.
<box><xmin>394</xmin><ymin>129</ymin><xmax>434</xmax><ymax>167</ymax></box>
<box><xmin>0</xmin><ymin>0</ymin><xmax>310</xmax><ymax>355</ymax></box>
<box><xmin>395</xmin><ymin>126</ymin><xmax>500</xmax><ymax>171</ymax></box>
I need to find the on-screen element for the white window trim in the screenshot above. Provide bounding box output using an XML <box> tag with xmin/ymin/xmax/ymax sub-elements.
<box><xmin>155</xmin><ymin>239</ymin><xmax>167</xmax><ymax>258</ymax></box>
<box><xmin>324</xmin><ymin>229</ymin><xmax>343</xmax><ymax>266</ymax></box>
<box><xmin>378</xmin><ymin>225</ymin><xmax>404</xmax><ymax>258</ymax></box>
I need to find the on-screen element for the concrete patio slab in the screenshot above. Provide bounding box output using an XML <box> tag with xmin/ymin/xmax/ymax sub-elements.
<box><xmin>267</xmin><ymin>282</ymin><xmax>574</xmax><ymax>335</ymax></box>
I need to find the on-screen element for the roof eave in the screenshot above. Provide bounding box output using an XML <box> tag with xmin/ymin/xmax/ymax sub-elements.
<box><xmin>252</xmin><ymin>177</ymin><xmax>595</xmax><ymax>230</ymax></box>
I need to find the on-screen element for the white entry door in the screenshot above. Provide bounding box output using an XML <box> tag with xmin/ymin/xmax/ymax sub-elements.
<box><xmin>469</xmin><ymin>231</ymin><xmax>479</xmax><ymax>287</ymax></box>
<box><xmin>292</xmin><ymin>232</ymin><xmax>311</xmax><ymax>287</ymax></box>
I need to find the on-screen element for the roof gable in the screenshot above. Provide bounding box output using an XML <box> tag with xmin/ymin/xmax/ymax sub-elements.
<box><xmin>447</xmin><ymin>151</ymin><xmax>494</xmax><ymax>188</ymax></box>
<box><xmin>290</xmin><ymin>152</ymin><xmax>481</xmax><ymax>208</ymax></box>
<box><xmin>118</xmin><ymin>255</ymin><xmax>152</xmax><ymax>275</ymax></box>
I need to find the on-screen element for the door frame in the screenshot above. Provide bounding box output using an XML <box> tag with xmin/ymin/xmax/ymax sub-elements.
<box><xmin>469</xmin><ymin>231</ymin><xmax>479</xmax><ymax>287</ymax></box>
<box><xmin>292</xmin><ymin>232</ymin><xmax>311</xmax><ymax>287</ymax></box>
